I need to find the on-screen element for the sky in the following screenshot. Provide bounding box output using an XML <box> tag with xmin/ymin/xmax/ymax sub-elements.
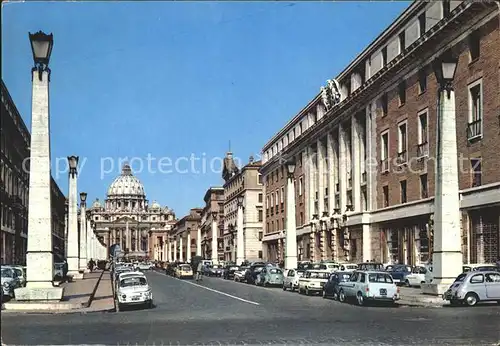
<box><xmin>2</xmin><ymin>1</ymin><xmax>410</xmax><ymax>217</ymax></box>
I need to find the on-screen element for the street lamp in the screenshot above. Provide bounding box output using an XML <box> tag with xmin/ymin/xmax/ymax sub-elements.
<box><xmin>284</xmin><ymin>157</ymin><xmax>297</xmax><ymax>270</ymax></box>
<box><xmin>80</xmin><ymin>192</ymin><xmax>87</xmax><ymax>204</ymax></box>
<box><xmin>29</xmin><ymin>31</ymin><xmax>53</xmax><ymax>80</ymax></box>
<box><xmin>68</xmin><ymin>156</ymin><xmax>78</xmax><ymax>179</ymax></box>
<box><xmin>236</xmin><ymin>194</ymin><xmax>245</xmax><ymax>265</ymax></box>
<box><xmin>425</xmin><ymin>50</ymin><xmax>462</xmax><ymax>295</ymax></box>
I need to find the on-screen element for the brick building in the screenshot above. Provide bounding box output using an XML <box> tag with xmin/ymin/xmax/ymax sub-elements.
<box><xmin>222</xmin><ymin>154</ymin><xmax>264</xmax><ymax>262</ymax></box>
<box><xmin>260</xmin><ymin>1</ymin><xmax>500</xmax><ymax>265</ymax></box>
<box><xmin>1</xmin><ymin>80</ymin><xmax>66</xmax><ymax>264</ymax></box>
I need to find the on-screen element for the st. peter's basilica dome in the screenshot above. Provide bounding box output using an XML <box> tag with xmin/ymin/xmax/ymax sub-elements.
<box><xmin>107</xmin><ymin>164</ymin><xmax>145</xmax><ymax>198</ymax></box>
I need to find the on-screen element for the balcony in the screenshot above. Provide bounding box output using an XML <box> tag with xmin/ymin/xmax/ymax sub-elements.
<box><xmin>380</xmin><ymin>159</ymin><xmax>389</xmax><ymax>173</ymax></box>
<box><xmin>467</xmin><ymin>119</ymin><xmax>482</xmax><ymax>141</ymax></box>
<box><xmin>396</xmin><ymin>151</ymin><xmax>407</xmax><ymax>165</ymax></box>
<box><xmin>417</xmin><ymin>142</ymin><xmax>429</xmax><ymax>158</ymax></box>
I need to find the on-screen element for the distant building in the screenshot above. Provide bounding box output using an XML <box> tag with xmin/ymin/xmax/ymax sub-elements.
<box><xmin>168</xmin><ymin>208</ymin><xmax>203</xmax><ymax>262</ymax></box>
<box><xmin>0</xmin><ymin>80</ymin><xmax>66</xmax><ymax>264</ymax></box>
<box><xmin>88</xmin><ymin>164</ymin><xmax>176</xmax><ymax>260</ymax></box>
<box><xmin>200</xmin><ymin>187</ymin><xmax>225</xmax><ymax>261</ymax></box>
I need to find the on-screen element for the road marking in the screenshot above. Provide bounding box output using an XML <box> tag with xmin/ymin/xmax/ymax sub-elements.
<box><xmin>151</xmin><ymin>270</ymin><xmax>260</xmax><ymax>306</ymax></box>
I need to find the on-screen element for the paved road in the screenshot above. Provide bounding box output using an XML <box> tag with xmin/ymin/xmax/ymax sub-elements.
<box><xmin>2</xmin><ymin>270</ymin><xmax>500</xmax><ymax>345</ymax></box>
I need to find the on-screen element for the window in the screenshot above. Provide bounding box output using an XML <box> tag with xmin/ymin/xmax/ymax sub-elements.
<box><xmin>418</xmin><ymin>13</ymin><xmax>426</xmax><ymax>36</ymax></box>
<box><xmin>398</xmin><ymin>31</ymin><xmax>405</xmax><ymax>53</ymax></box>
<box><xmin>468</xmin><ymin>30</ymin><xmax>480</xmax><ymax>62</ymax></box>
<box><xmin>383</xmin><ymin>185</ymin><xmax>389</xmax><ymax>207</ymax></box>
<box><xmin>400</xmin><ymin>180</ymin><xmax>407</xmax><ymax>204</ymax></box>
<box><xmin>397</xmin><ymin>121</ymin><xmax>407</xmax><ymax>164</ymax></box>
<box><xmin>418</xmin><ymin>69</ymin><xmax>427</xmax><ymax>94</ymax></box>
<box><xmin>471</xmin><ymin>158</ymin><xmax>482</xmax><ymax>187</ymax></box>
<box><xmin>467</xmin><ymin>81</ymin><xmax>482</xmax><ymax>140</ymax></box>
<box><xmin>258</xmin><ymin>210</ymin><xmax>263</xmax><ymax>222</ymax></box>
<box><xmin>258</xmin><ymin>231</ymin><xmax>263</xmax><ymax>241</ymax></box>
<box><xmin>420</xmin><ymin>174</ymin><xmax>428</xmax><ymax>199</ymax></box>
<box><xmin>275</xmin><ymin>191</ymin><xmax>279</xmax><ymax>207</ymax></box>
<box><xmin>470</xmin><ymin>274</ymin><xmax>484</xmax><ymax>284</ymax></box>
<box><xmin>258</xmin><ymin>251</ymin><xmax>263</xmax><ymax>259</ymax></box>
<box><xmin>398</xmin><ymin>81</ymin><xmax>406</xmax><ymax>106</ymax></box>
<box><xmin>381</xmin><ymin>46</ymin><xmax>387</xmax><ymax>67</ymax></box>
<box><xmin>380</xmin><ymin>131</ymin><xmax>389</xmax><ymax>172</ymax></box>
<box><xmin>299</xmin><ymin>177</ymin><xmax>303</xmax><ymax>196</ymax></box>
<box><xmin>417</xmin><ymin>109</ymin><xmax>429</xmax><ymax>157</ymax></box>
<box><xmin>258</xmin><ymin>174</ymin><xmax>263</xmax><ymax>185</ymax></box>
<box><xmin>258</xmin><ymin>193</ymin><xmax>263</xmax><ymax>203</ymax></box>
<box><xmin>380</xmin><ymin>93</ymin><xmax>388</xmax><ymax>117</ymax></box>
<box><xmin>485</xmin><ymin>273</ymin><xmax>500</xmax><ymax>282</ymax></box>
<box><xmin>280</xmin><ymin>186</ymin><xmax>284</xmax><ymax>204</ymax></box>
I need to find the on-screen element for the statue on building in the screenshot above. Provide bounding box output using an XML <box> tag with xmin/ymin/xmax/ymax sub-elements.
<box><xmin>320</xmin><ymin>86</ymin><xmax>332</xmax><ymax>110</ymax></box>
<box><xmin>222</xmin><ymin>151</ymin><xmax>240</xmax><ymax>182</ymax></box>
<box><xmin>327</xmin><ymin>79</ymin><xmax>342</xmax><ymax>105</ymax></box>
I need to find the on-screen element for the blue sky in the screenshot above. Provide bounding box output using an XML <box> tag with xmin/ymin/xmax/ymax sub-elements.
<box><xmin>2</xmin><ymin>1</ymin><xmax>410</xmax><ymax>217</ymax></box>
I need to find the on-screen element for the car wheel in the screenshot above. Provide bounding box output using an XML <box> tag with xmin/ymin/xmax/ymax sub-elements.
<box><xmin>356</xmin><ymin>292</ymin><xmax>364</xmax><ymax>306</ymax></box>
<box><xmin>465</xmin><ymin>292</ymin><xmax>479</xmax><ymax>306</ymax></box>
<box><xmin>332</xmin><ymin>291</ymin><xmax>338</xmax><ymax>301</ymax></box>
<box><xmin>339</xmin><ymin>290</ymin><xmax>346</xmax><ymax>303</ymax></box>
<box><xmin>282</xmin><ymin>284</ymin><xmax>287</xmax><ymax>291</ymax></box>
<box><xmin>405</xmin><ymin>280</ymin><xmax>411</xmax><ymax>287</ymax></box>
<box><xmin>305</xmin><ymin>288</ymin><xmax>310</xmax><ymax>296</ymax></box>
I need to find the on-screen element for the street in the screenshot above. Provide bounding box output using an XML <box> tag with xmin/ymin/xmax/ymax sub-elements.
<box><xmin>2</xmin><ymin>271</ymin><xmax>500</xmax><ymax>345</ymax></box>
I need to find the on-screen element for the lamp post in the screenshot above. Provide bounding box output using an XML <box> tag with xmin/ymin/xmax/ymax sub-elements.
<box><xmin>284</xmin><ymin>158</ymin><xmax>297</xmax><ymax>270</ymax></box>
<box><xmin>79</xmin><ymin>192</ymin><xmax>88</xmax><ymax>272</ymax></box>
<box><xmin>425</xmin><ymin>51</ymin><xmax>462</xmax><ymax>295</ymax></box>
<box><xmin>236</xmin><ymin>195</ymin><xmax>245</xmax><ymax>266</ymax></box>
<box><xmin>64</xmin><ymin>199</ymin><xmax>69</xmax><ymax>258</ymax></box>
<box><xmin>211</xmin><ymin>212</ymin><xmax>218</xmax><ymax>264</ymax></box>
<box><xmin>15</xmin><ymin>31</ymin><xmax>63</xmax><ymax>301</ymax></box>
<box><xmin>186</xmin><ymin>227</ymin><xmax>191</xmax><ymax>263</ymax></box>
<box><xmin>67</xmin><ymin>156</ymin><xmax>81</xmax><ymax>279</ymax></box>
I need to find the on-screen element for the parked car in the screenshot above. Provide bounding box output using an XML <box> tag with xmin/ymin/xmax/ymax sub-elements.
<box><xmin>405</xmin><ymin>266</ymin><xmax>429</xmax><ymax>287</ymax></box>
<box><xmin>321</xmin><ymin>261</ymin><xmax>341</xmax><ymax>272</ymax></box>
<box><xmin>175</xmin><ymin>264</ymin><xmax>194</xmax><ymax>279</ymax></box>
<box><xmin>443</xmin><ymin>271</ymin><xmax>500</xmax><ymax>306</ymax></box>
<box><xmin>282</xmin><ymin>269</ymin><xmax>305</xmax><ymax>292</ymax></box>
<box><xmin>4</xmin><ymin>265</ymin><xmax>26</xmax><ymax>287</ymax></box>
<box><xmin>256</xmin><ymin>267</ymin><xmax>284</xmax><ymax>287</ymax></box>
<box><xmin>1</xmin><ymin>267</ymin><xmax>22</xmax><ymax>299</ymax></box>
<box><xmin>298</xmin><ymin>270</ymin><xmax>330</xmax><ymax>295</ymax></box>
<box><xmin>245</xmin><ymin>264</ymin><xmax>266</xmax><ymax>285</ymax></box>
<box><xmin>234</xmin><ymin>267</ymin><xmax>249</xmax><ymax>282</ymax></box>
<box><xmin>208</xmin><ymin>265</ymin><xmax>223</xmax><ymax>277</ymax></box>
<box><xmin>385</xmin><ymin>264</ymin><xmax>412</xmax><ymax>285</ymax></box>
<box><xmin>322</xmin><ymin>271</ymin><xmax>353</xmax><ymax>300</ymax></box>
<box><xmin>223</xmin><ymin>265</ymin><xmax>240</xmax><ymax>280</ymax></box>
<box><xmin>462</xmin><ymin>263</ymin><xmax>497</xmax><ymax>273</ymax></box>
<box><xmin>136</xmin><ymin>262</ymin><xmax>153</xmax><ymax>271</ymax></box>
<box><xmin>338</xmin><ymin>270</ymin><xmax>400</xmax><ymax>306</ymax></box>
<box><xmin>165</xmin><ymin>263</ymin><xmax>177</xmax><ymax>276</ymax></box>
<box><xmin>116</xmin><ymin>271</ymin><xmax>145</xmax><ymax>290</ymax></box>
<box><xmin>116</xmin><ymin>274</ymin><xmax>153</xmax><ymax>310</ymax></box>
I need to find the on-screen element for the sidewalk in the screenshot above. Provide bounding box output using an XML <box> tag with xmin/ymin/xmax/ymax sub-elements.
<box><xmin>397</xmin><ymin>287</ymin><xmax>447</xmax><ymax>307</ymax></box>
<box><xmin>3</xmin><ymin>270</ymin><xmax>104</xmax><ymax>312</ymax></box>
<box><xmin>80</xmin><ymin>271</ymin><xmax>115</xmax><ymax>313</ymax></box>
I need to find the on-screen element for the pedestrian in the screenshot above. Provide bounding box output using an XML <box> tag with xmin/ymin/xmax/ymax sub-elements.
<box><xmin>88</xmin><ymin>258</ymin><xmax>95</xmax><ymax>272</ymax></box>
<box><xmin>196</xmin><ymin>261</ymin><xmax>203</xmax><ymax>282</ymax></box>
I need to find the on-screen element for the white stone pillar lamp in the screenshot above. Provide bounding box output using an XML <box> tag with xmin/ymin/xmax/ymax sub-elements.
<box><xmin>66</xmin><ymin>155</ymin><xmax>82</xmax><ymax>279</ymax></box>
<box><xmin>285</xmin><ymin>158</ymin><xmax>298</xmax><ymax>270</ymax></box>
<box><xmin>79</xmin><ymin>192</ymin><xmax>88</xmax><ymax>272</ymax></box>
<box><xmin>211</xmin><ymin>212</ymin><xmax>218</xmax><ymax>264</ymax></box>
<box><xmin>424</xmin><ymin>51</ymin><xmax>462</xmax><ymax>295</ymax></box>
<box><xmin>15</xmin><ymin>31</ymin><xmax>63</xmax><ymax>301</ymax></box>
<box><xmin>236</xmin><ymin>195</ymin><xmax>245</xmax><ymax>266</ymax></box>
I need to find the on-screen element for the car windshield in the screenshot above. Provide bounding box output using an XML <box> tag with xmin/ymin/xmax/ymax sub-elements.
<box><xmin>312</xmin><ymin>264</ymin><xmax>326</xmax><ymax>270</ymax></box>
<box><xmin>120</xmin><ymin>277</ymin><xmax>147</xmax><ymax>287</ymax></box>
<box><xmin>340</xmin><ymin>273</ymin><xmax>352</xmax><ymax>281</ymax></box>
<box><xmin>269</xmin><ymin>268</ymin><xmax>282</xmax><ymax>274</ymax></box>
<box><xmin>13</xmin><ymin>268</ymin><xmax>23</xmax><ymax>276</ymax></box>
<box><xmin>297</xmin><ymin>271</ymin><xmax>305</xmax><ymax>277</ymax></box>
<box><xmin>307</xmin><ymin>271</ymin><xmax>329</xmax><ymax>279</ymax></box>
<box><xmin>368</xmin><ymin>273</ymin><xmax>394</xmax><ymax>283</ymax></box>
<box><xmin>1</xmin><ymin>268</ymin><xmax>13</xmax><ymax>278</ymax></box>
<box><xmin>181</xmin><ymin>266</ymin><xmax>191</xmax><ymax>271</ymax></box>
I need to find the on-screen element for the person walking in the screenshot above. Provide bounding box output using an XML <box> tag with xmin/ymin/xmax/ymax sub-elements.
<box><xmin>196</xmin><ymin>261</ymin><xmax>203</xmax><ymax>282</ymax></box>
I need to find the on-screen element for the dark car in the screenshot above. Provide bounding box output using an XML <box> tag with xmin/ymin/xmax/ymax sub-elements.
<box><xmin>385</xmin><ymin>264</ymin><xmax>412</xmax><ymax>285</ymax></box>
<box><xmin>322</xmin><ymin>271</ymin><xmax>353</xmax><ymax>300</ymax></box>
<box><xmin>245</xmin><ymin>264</ymin><xmax>266</xmax><ymax>284</ymax></box>
<box><xmin>223</xmin><ymin>265</ymin><xmax>240</xmax><ymax>280</ymax></box>
<box><xmin>165</xmin><ymin>263</ymin><xmax>176</xmax><ymax>276</ymax></box>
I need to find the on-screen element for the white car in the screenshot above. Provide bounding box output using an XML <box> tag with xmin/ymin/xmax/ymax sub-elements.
<box><xmin>404</xmin><ymin>266</ymin><xmax>430</xmax><ymax>287</ymax></box>
<box><xmin>116</xmin><ymin>274</ymin><xmax>153</xmax><ymax>310</ymax></box>
<box><xmin>282</xmin><ymin>269</ymin><xmax>305</xmax><ymax>291</ymax></box>
<box><xmin>338</xmin><ymin>270</ymin><xmax>400</xmax><ymax>306</ymax></box>
<box><xmin>234</xmin><ymin>267</ymin><xmax>248</xmax><ymax>282</ymax></box>
<box><xmin>298</xmin><ymin>270</ymin><xmax>330</xmax><ymax>295</ymax></box>
<box><xmin>136</xmin><ymin>262</ymin><xmax>153</xmax><ymax>271</ymax></box>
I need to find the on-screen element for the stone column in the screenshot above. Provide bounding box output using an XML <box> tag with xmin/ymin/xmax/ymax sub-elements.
<box><xmin>427</xmin><ymin>86</ymin><xmax>462</xmax><ymax>295</ymax></box>
<box><xmin>66</xmin><ymin>158</ymin><xmax>81</xmax><ymax>279</ymax></box>
<box><xmin>306</xmin><ymin>147</ymin><xmax>315</xmax><ymax>221</ymax></box>
<box><xmin>186</xmin><ymin>231</ymin><xmax>191</xmax><ymax>263</ymax></box>
<box><xmin>173</xmin><ymin>237</ymin><xmax>177</xmax><ymax>261</ymax></box>
<box><xmin>15</xmin><ymin>57</ymin><xmax>63</xmax><ymax>300</ymax></box>
<box><xmin>317</xmin><ymin>140</ymin><xmax>325</xmax><ymax>214</ymax></box>
<box><xmin>362</xmin><ymin>224</ymin><xmax>371</xmax><ymax>262</ymax></box>
<box><xmin>196</xmin><ymin>227</ymin><xmax>202</xmax><ymax>256</ymax></box>
<box><xmin>366</xmin><ymin>104</ymin><xmax>377</xmax><ymax>211</ymax></box>
<box><xmin>351</xmin><ymin>115</ymin><xmax>361</xmax><ymax>212</ymax></box>
<box><xmin>86</xmin><ymin>219</ymin><xmax>92</xmax><ymax>261</ymax></box>
<box><xmin>211</xmin><ymin>212</ymin><xmax>218</xmax><ymax>264</ymax></box>
<box><xmin>326</xmin><ymin>132</ymin><xmax>336</xmax><ymax>213</ymax></box>
<box><xmin>79</xmin><ymin>198</ymin><xmax>87</xmax><ymax>272</ymax></box>
<box><xmin>179</xmin><ymin>235</ymin><xmax>184</xmax><ymax>262</ymax></box>
<box><xmin>338</xmin><ymin>124</ymin><xmax>348</xmax><ymax>213</ymax></box>
<box><xmin>236</xmin><ymin>200</ymin><xmax>245</xmax><ymax>265</ymax></box>
<box><xmin>285</xmin><ymin>169</ymin><xmax>298</xmax><ymax>270</ymax></box>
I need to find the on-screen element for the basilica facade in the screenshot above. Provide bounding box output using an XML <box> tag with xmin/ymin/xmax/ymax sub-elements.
<box><xmin>88</xmin><ymin>164</ymin><xmax>176</xmax><ymax>259</ymax></box>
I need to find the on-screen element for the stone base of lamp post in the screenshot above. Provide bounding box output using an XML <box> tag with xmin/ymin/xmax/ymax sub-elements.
<box><xmin>14</xmin><ymin>286</ymin><xmax>64</xmax><ymax>301</ymax></box>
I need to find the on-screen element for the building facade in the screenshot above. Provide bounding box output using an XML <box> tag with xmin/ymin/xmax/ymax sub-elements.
<box><xmin>1</xmin><ymin>80</ymin><xmax>66</xmax><ymax>265</ymax></box>
<box><xmin>200</xmin><ymin>187</ymin><xmax>225</xmax><ymax>261</ymax></box>
<box><xmin>89</xmin><ymin>164</ymin><xmax>176</xmax><ymax>259</ymax></box>
<box><xmin>168</xmin><ymin>208</ymin><xmax>202</xmax><ymax>262</ymax></box>
<box><xmin>260</xmin><ymin>1</ymin><xmax>500</xmax><ymax>266</ymax></box>
<box><xmin>222</xmin><ymin>154</ymin><xmax>264</xmax><ymax>262</ymax></box>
